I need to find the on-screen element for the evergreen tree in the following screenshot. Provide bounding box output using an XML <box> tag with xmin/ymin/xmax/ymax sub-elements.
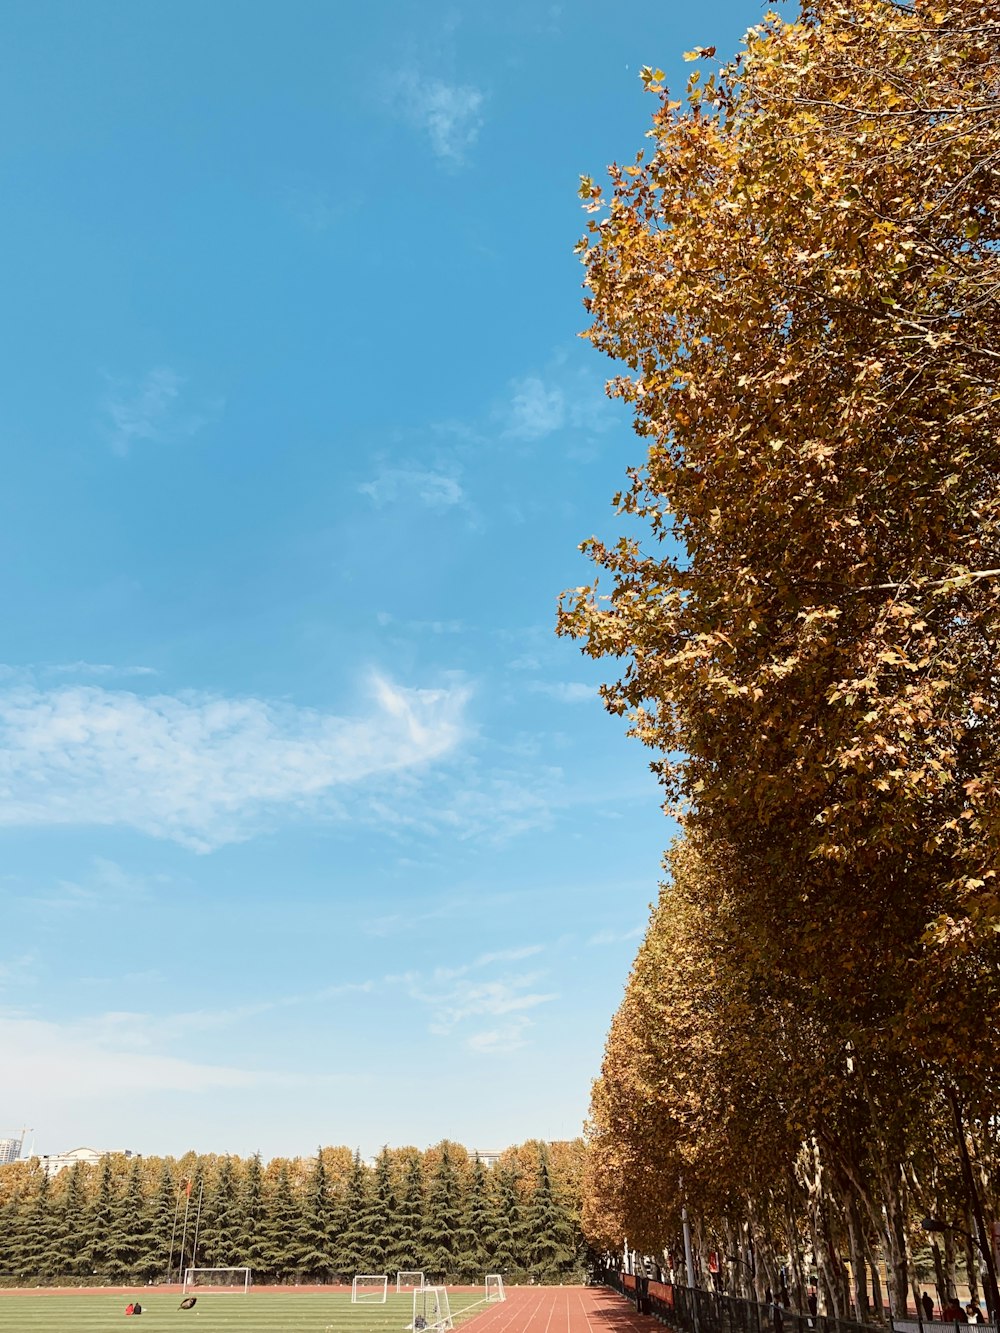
<box><xmin>394</xmin><ymin>1152</ymin><xmax>426</xmax><ymax>1273</ymax></box>
<box><xmin>419</xmin><ymin>1144</ymin><xmax>464</xmax><ymax>1280</ymax></box>
<box><xmin>199</xmin><ymin>1158</ymin><xmax>242</xmax><ymax>1268</ymax></box>
<box><xmin>51</xmin><ymin>1161</ymin><xmax>90</xmax><ymax>1279</ymax></box>
<box><xmin>461</xmin><ymin>1155</ymin><xmax>500</xmax><ymax>1280</ymax></box>
<box><xmin>109</xmin><ymin>1156</ymin><xmax>146</xmax><ymax>1280</ymax></box>
<box><xmin>366</xmin><ymin>1149</ymin><xmax>400</xmax><ymax>1275</ymax></box>
<box><xmin>522</xmin><ymin>1146</ymin><xmax>577</xmax><ymax>1280</ymax></box>
<box><xmin>239</xmin><ymin>1152</ymin><xmax>268</xmax><ymax>1279</ymax></box>
<box><xmin>0</xmin><ymin>1187</ymin><xmax>25</xmax><ymax>1278</ymax></box>
<box><xmin>492</xmin><ymin>1163</ymin><xmax>525</xmax><ymax>1276</ymax></box>
<box><xmin>297</xmin><ymin>1149</ymin><xmax>335</xmax><ymax>1281</ymax></box>
<box><xmin>261</xmin><ymin>1162</ymin><xmax>303</xmax><ymax>1282</ymax></box>
<box><xmin>83</xmin><ymin>1157</ymin><xmax>118</xmax><ymax>1278</ymax></box>
<box><xmin>140</xmin><ymin>1162</ymin><xmax>178</xmax><ymax>1282</ymax></box>
<box><xmin>332</xmin><ymin>1151</ymin><xmax>371</xmax><ymax>1277</ymax></box>
<box><xmin>19</xmin><ymin>1168</ymin><xmax>57</xmax><ymax>1282</ymax></box>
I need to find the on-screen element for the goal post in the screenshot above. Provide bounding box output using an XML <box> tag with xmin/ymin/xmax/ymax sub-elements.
<box><xmin>412</xmin><ymin>1285</ymin><xmax>453</xmax><ymax>1331</ymax></box>
<box><xmin>182</xmin><ymin>1267</ymin><xmax>251</xmax><ymax>1294</ymax></box>
<box><xmin>397</xmin><ymin>1270</ymin><xmax>425</xmax><ymax>1291</ymax></box>
<box><xmin>485</xmin><ymin>1274</ymin><xmax>506</xmax><ymax>1303</ymax></box>
<box><xmin>352</xmin><ymin>1274</ymin><xmax>388</xmax><ymax>1304</ymax></box>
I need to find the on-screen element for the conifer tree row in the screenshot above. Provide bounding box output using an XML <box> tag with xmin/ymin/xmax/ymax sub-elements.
<box><xmin>0</xmin><ymin>1140</ymin><xmax>585</xmax><ymax>1287</ymax></box>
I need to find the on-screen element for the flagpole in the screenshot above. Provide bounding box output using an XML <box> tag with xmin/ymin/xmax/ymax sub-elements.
<box><xmin>178</xmin><ymin>1180</ymin><xmax>192</xmax><ymax>1286</ymax></box>
<box><xmin>167</xmin><ymin>1179</ymin><xmax>185</xmax><ymax>1286</ymax></box>
<box><xmin>191</xmin><ymin>1179</ymin><xmax>205</xmax><ymax>1270</ymax></box>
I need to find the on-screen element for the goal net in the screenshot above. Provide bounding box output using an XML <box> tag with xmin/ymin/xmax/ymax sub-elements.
<box><xmin>412</xmin><ymin>1285</ymin><xmax>453</xmax><ymax>1331</ymax></box>
<box><xmin>486</xmin><ymin>1274</ymin><xmax>506</xmax><ymax>1303</ymax></box>
<box><xmin>352</xmin><ymin>1274</ymin><xmax>388</xmax><ymax>1304</ymax></box>
<box><xmin>397</xmin><ymin>1270</ymin><xmax>425</xmax><ymax>1291</ymax></box>
<box><xmin>182</xmin><ymin>1267</ymin><xmax>251</xmax><ymax>1294</ymax></box>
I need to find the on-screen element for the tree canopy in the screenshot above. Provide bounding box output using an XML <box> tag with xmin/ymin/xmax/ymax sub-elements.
<box><xmin>0</xmin><ymin>1139</ymin><xmax>585</xmax><ymax>1287</ymax></box>
<box><xmin>562</xmin><ymin>0</ymin><xmax>1000</xmax><ymax>1315</ymax></box>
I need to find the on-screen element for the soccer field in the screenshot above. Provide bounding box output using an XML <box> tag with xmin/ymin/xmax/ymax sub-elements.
<box><xmin>0</xmin><ymin>1289</ymin><xmax>490</xmax><ymax>1333</ymax></box>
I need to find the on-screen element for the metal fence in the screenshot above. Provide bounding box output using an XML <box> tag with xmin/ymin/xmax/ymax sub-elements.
<box><xmin>606</xmin><ymin>1275</ymin><xmax>980</xmax><ymax>1333</ymax></box>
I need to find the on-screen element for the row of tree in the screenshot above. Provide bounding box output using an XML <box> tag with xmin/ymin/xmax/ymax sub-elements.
<box><xmin>560</xmin><ymin>0</ymin><xmax>1000</xmax><ymax>1322</ymax></box>
<box><xmin>0</xmin><ymin>1140</ymin><xmax>584</xmax><ymax>1286</ymax></box>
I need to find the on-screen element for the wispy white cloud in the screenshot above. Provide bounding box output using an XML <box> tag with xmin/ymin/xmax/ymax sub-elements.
<box><xmin>466</xmin><ymin>1018</ymin><xmax>534</xmax><ymax>1054</ymax></box>
<box><xmin>0</xmin><ymin>675</ymin><xmax>469</xmax><ymax>851</ymax></box>
<box><xmin>102</xmin><ymin>367</ymin><xmax>221</xmax><ymax>457</ymax></box>
<box><xmin>425</xmin><ymin>974</ymin><xmax>555</xmax><ymax>1033</ymax></box>
<box><xmin>588</xmin><ymin>925</ymin><xmax>646</xmax><ymax>947</ymax></box>
<box><xmin>375</xmin><ymin>611</ymin><xmax>464</xmax><ymax>635</ymax></box>
<box><xmin>501</xmin><ymin>357</ymin><xmax>619</xmax><ymax>444</ymax></box>
<box><xmin>0</xmin><ymin>953</ymin><xmax>38</xmax><ymax>990</ymax></box>
<box><xmin>17</xmin><ymin>857</ymin><xmax>160</xmax><ymax>912</ymax></box>
<box><xmin>45</xmin><ymin>662</ymin><xmax>157</xmax><ymax>679</ymax></box>
<box><xmin>0</xmin><ymin>1013</ymin><xmax>317</xmax><ymax>1099</ymax></box>
<box><xmin>527</xmin><ymin>681</ymin><xmax>596</xmax><ymax>704</ymax></box>
<box><xmin>396</xmin><ymin>70</ymin><xmax>485</xmax><ymax>165</ymax></box>
<box><xmin>389</xmin><ymin>949</ymin><xmax>555</xmax><ymax>1053</ymax></box>
<box><xmin>505</xmin><ymin>376</ymin><xmax>566</xmax><ymax>440</ymax></box>
<box><xmin>360</xmin><ymin>466</ymin><xmax>465</xmax><ymax>510</ymax></box>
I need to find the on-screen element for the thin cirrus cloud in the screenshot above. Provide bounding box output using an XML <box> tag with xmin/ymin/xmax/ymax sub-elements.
<box><xmin>102</xmin><ymin>366</ymin><xmax>221</xmax><ymax>456</ymax></box>
<box><xmin>505</xmin><ymin>376</ymin><xmax>566</xmax><ymax>440</ymax></box>
<box><xmin>0</xmin><ymin>1013</ymin><xmax>314</xmax><ymax>1099</ymax></box>
<box><xmin>45</xmin><ymin>661</ymin><xmax>157</xmax><ymax>678</ymax></box>
<box><xmin>0</xmin><ymin>675</ymin><xmax>469</xmax><ymax>852</ymax></box>
<box><xmin>359</xmin><ymin>465</ymin><xmax>465</xmax><ymax>510</ymax></box>
<box><xmin>15</xmin><ymin>856</ymin><xmax>158</xmax><ymax>913</ymax></box>
<box><xmin>395</xmin><ymin>70</ymin><xmax>485</xmax><ymax>165</ymax></box>
<box><xmin>588</xmin><ymin>925</ymin><xmax>646</xmax><ymax>947</ymax></box>
<box><xmin>502</xmin><ymin>364</ymin><xmax>619</xmax><ymax>443</ymax></box>
<box><xmin>390</xmin><ymin>948</ymin><xmax>556</xmax><ymax>1053</ymax></box>
<box><xmin>527</xmin><ymin>681</ymin><xmax>596</xmax><ymax>704</ymax></box>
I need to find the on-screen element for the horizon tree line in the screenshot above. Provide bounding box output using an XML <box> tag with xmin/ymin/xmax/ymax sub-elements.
<box><xmin>0</xmin><ymin>1139</ymin><xmax>584</xmax><ymax>1287</ymax></box>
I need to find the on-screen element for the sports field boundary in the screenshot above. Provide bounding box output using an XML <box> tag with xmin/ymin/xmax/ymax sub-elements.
<box><xmin>0</xmin><ymin>1284</ymin><xmax>667</xmax><ymax>1333</ymax></box>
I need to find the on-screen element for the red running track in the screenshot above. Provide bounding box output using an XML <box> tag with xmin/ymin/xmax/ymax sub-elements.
<box><xmin>468</xmin><ymin>1287</ymin><xmax>660</xmax><ymax>1333</ymax></box>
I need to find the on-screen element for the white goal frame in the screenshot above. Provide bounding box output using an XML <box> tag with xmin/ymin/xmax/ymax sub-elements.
<box><xmin>485</xmin><ymin>1274</ymin><xmax>506</xmax><ymax>1303</ymax></box>
<box><xmin>352</xmin><ymin>1274</ymin><xmax>388</xmax><ymax>1304</ymax></box>
<box><xmin>182</xmin><ymin>1266</ymin><xmax>251</xmax><ymax>1294</ymax></box>
<box><xmin>412</xmin><ymin>1285</ymin><xmax>453</xmax><ymax>1331</ymax></box>
<box><xmin>397</xmin><ymin>1270</ymin><xmax>425</xmax><ymax>1291</ymax></box>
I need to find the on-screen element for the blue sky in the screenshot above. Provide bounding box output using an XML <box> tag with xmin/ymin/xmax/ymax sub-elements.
<box><xmin>1</xmin><ymin>0</ymin><xmax>761</xmax><ymax>1160</ymax></box>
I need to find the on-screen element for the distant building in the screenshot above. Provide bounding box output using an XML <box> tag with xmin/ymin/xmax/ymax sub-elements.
<box><xmin>41</xmin><ymin>1147</ymin><xmax>134</xmax><ymax>1176</ymax></box>
<box><xmin>473</xmin><ymin>1150</ymin><xmax>502</xmax><ymax>1168</ymax></box>
<box><xmin>0</xmin><ymin>1137</ymin><xmax>23</xmax><ymax>1166</ymax></box>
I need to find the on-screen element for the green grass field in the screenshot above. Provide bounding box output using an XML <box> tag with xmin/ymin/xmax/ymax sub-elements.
<box><xmin>0</xmin><ymin>1289</ymin><xmax>490</xmax><ymax>1333</ymax></box>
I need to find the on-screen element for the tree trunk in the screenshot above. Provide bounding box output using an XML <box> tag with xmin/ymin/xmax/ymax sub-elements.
<box><xmin>880</xmin><ymin>1163</ymin><xmax>911</xmax><ymax>1318</ymax></box>
<box><xmin>964</xmin><ymin>1225</ymin><xmax>979</xmax><ymax>1307</ymax></box>
<box><xmin>943</xmin><ymin>1229</ymin><xmax>957</xmax><ymax>1302</ymax></box>
<box><xmin>845</xmin><ymin>1199</ymin><xmax>868</xmax><ymax>1320</ymax></box>
<box><xmin>931</xmin><ymin>1240</ymin><xmax>947</xmax><ymax>1314</ymax></box>
<box><xmin>787</xmin><ymin>1182</ymin><xmax>807</xmax><ymax>1311</ymax></box>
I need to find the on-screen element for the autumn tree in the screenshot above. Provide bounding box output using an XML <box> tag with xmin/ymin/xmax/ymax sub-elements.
<box><xmin>564</xmin><ymin>0</ymin><xmax>1000</xmax><ymax>1308</ymax></box>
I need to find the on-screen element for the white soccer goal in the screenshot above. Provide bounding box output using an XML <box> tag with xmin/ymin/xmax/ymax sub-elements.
<box><xmin>397</xmin><ymin>1270</ymin><xmax>425</xmax><ymax>1291</ymax></box>
<box><xmin>485</xmin><ymin>1274</ymin><xmax>506</xmax><ymax>1303</ymax></box>
<box><xmin>182</xmin><ymin>1267</ymin><xmax>251</xmax><ymax>1294</ymax></box>
<box><xmin>412</xmin><ymin>1285</ymin><xmax>453</xmax><ymax>1332</ymax></box>
<box><xmin>352</xmin><ymin>1274</ymin><xmax>388</xmax><ymax>1304</ymax></box>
